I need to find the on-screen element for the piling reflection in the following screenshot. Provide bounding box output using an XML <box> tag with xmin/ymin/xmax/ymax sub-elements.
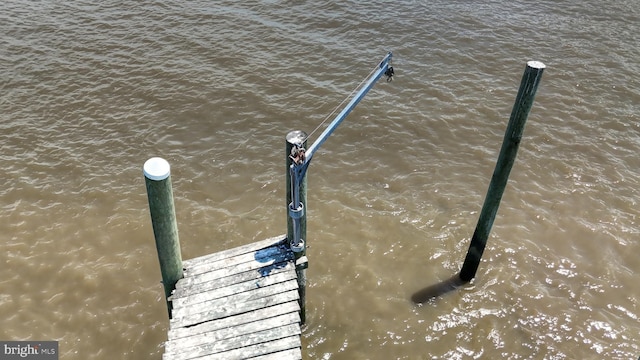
<box><xmin>411</xmin><ymin>275</ymin><xmax>467</xmax><ymax>304</ymax></box>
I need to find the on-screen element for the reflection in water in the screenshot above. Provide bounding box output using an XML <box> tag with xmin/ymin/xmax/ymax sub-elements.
<box><xmin>411</xmin><ymin>275</ymin><xmax>466</xmax><ymax>304</ymax></box>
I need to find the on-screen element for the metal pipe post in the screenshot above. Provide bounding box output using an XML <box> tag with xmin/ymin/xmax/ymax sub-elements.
<box><xmin>144</xmin><ymin>157</ymin><xmax>183</xmax><ymax>318</ymax></box>
<box><xmin>458</xmin><ymin>61</ymin><xmax>545</xmax><ymax>283</ymax></box>
<box><xmin>286</xmin><ymin>130</ymin><xmax>308</xmax><ymax>323</ymax></box>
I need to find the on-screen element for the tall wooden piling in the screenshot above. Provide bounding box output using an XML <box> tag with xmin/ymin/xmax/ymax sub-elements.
<box><xmin>286</xmin><ymin>130</ymin><xmax>308</xmax><ymax>324</ymax></box>
<box><xmin>458</xmin><ymin>61</ymin><xmax>545</xmax><ymax>283</ymax></box>
<box><xmin>144</xmin><ymin>157</ymin><xmax>183</xmax><ymax>317</ymax></box>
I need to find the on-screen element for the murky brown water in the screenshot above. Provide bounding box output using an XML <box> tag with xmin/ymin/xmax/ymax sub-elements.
<box><xmin>1</xmin><ymin>1</ymin><xmax>639</xmax><ymax>359</ymax></box>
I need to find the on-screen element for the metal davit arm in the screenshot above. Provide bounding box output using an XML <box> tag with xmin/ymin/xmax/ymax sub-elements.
<box><xmin>304</xmin><ymin>51</ymin><xmax>393</xmax><ymax>164</ymax></box>
<box><xmin>288</xmin><ymin>51</ymin><xmax>393</xmax><ymax>252</ymax></box>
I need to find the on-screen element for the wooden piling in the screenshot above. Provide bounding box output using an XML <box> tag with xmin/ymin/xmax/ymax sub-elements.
<box><xmin>458</xmin><ymin>61</ymin><xmax>546</xmax><ymax>283</ymax></box>
<box><xmin>286</xmin><ymin>130</ymin><xmax>308</xmax><ymax>324</ymax></box>
<box><xmin>144</xmin><ymin>157</ymin><xmax>183</xmax><ymax>317</ymax></box>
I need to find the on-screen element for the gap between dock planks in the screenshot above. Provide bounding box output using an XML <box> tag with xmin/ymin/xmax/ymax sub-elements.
<box><xmin>163</xmin><ymin>235</ymin><xmax>303</xmax><ymax>360</ymax></box>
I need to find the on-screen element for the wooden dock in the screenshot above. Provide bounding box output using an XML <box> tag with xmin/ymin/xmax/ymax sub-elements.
<box><xmin>144</xmin><ymin>58</ymin><xmax>547</xmax><ymax>359</ymax></box>
<box><xmin>162</xmin><ymin>235</ymin><xmax>304</xmax><ymax>360</ymax></box>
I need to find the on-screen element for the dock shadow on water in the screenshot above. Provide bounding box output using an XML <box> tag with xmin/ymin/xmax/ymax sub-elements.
<box><xmin>254</xmin><ymin>243</ymin><xmax>290</xmax><ymax>277</ymax></box>
<box><xmin>411</xmin><ymin>275</ymin><xmax>467</xmax><ymax>304</ymax></box>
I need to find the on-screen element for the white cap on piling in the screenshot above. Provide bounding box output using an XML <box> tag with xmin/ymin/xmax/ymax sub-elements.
<box><xmin>527</xmin><ymin>60</ymin><xmax>546</xmax><ymax>69</ymax></box>
<box><xmin>144</xmin><ymin>157</ymin><xmax>171</xmax><ymax>181</ymax></box>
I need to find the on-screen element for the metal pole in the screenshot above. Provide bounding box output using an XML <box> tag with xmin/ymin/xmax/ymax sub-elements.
<box><xmin>144</xmin><ymin>157</ymin><xmax>183</xmax><ymax>318</ymax></box>
<box><xmin>286</xmin><ymin>130</ymin><xmax>308</xmax><ymax>324</ymax></box>
<box><xmin>458</xmin><ymin>61</ymin><xmax>545</xmax><ymax>283</ymax></box>
<box><xmin>282</xmin><ymin>52</ymin><xmax>393</xmax><ymax>321</ymax></box>
<box><xmin>304</xmin><ymin>52</ymin><xmax>392</xmax><ymax>162</ymax></box>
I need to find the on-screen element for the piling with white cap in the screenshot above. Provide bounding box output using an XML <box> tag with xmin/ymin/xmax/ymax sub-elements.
<box><xmin>144</xmin><ymin>157</ymin><xmax>183</xmax><ymax>318</ymax></box>
<box><xmin>458</xmin><ymin>61</ymin><xmax>546</xmax><ymax>283</ymax></box>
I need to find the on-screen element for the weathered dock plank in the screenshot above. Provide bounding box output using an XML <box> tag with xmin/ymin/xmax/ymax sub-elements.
<box><xmin>163</xmin><ymin>236</ymin><xmax>302</xmax><ymax>360</ymax></box>
<box><xmin>180</xmin><ymin>336</ymin><xmax>302</xmax><ymax>360</ymax></box>
<box><xmin>163</xmin><ymin>324</ymin><xmax>300</xmax><ymax>360</ymax></box>
<box><xmin>176</xmin><ymin>247</ymin><xmax>294</xmax><ymax>290</ymax></box>
<box><xmin>171</xmin><ymin>280</ymin><xmax>299</xmax><ymax>321</ymax></box>
<box><xmin>168</xmin><ymin>301</ymin><xmax>300</xmax><ymax>341</ymax></box>
<box><xmin>164</xmin><ymin>312</ymin><xmax>301</xmax><ymax>353</ymax></box>
<box><xmin>173</xmin><ymin>268</ymin><xmax>298</xmax><ymax>309</ymax></box>
<box><xmin>170</xmin><ymin>260</ymin><xmax>295</xmax><ymax>300</ymax></box>
<box><xmin>182</xmin><ymin>235</ymin><xmax>287</xmax><ymax>269</ymax></box>
<box><xmin>185</xmin><ymin>242</ymin><xmax>289</xmax><ymax>277</ymax></box>
<box><xmin>169</xmin><ymin>289</ymin><xmax>299</xmax><ymax>329</ymax></box>
<box><xmin>248</xmin><ymin>348</ymin><xmax>303</xmax><ymax>360</ymax></box>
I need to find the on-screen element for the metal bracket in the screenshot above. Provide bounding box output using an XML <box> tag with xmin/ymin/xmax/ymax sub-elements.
<box><xmin>295</xmin><ymin>256</ymin><xmax>309</xmax><ymax>270</ymax></box>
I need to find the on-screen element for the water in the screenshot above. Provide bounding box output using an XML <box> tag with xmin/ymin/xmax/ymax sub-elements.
<box><xmin>1</xmin><ymin>1</ymin><xmax>639</xmax><ymax>359</ymax></box>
